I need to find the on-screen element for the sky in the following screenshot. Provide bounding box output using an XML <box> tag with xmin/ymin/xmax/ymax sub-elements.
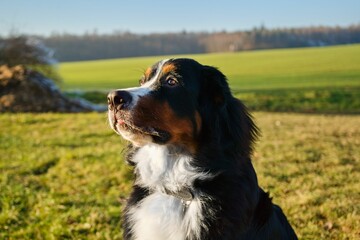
<box><xmin>1</xmin><ymin>0</ymin><xmax>359</xmax><ymax>36</ymax></box>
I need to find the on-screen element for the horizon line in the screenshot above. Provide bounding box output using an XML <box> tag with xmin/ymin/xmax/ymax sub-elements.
<box><xmin>2</xmin><ymin>22</ymin><xmax>360</xmax><ymax>38</ymax></box>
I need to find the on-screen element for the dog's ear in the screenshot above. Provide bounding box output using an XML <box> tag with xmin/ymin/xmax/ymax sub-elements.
<box><xmin>200</xmin><ymin>65</ymin><xmax>231</xmax><ymax>107</ymax></box>
<box><xmin>199</xmin><ymin>65</ymin><xmax>259</xmax><ymax>156</ymax></box>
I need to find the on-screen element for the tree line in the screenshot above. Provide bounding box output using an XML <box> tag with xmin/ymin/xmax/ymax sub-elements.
<box><xmin>3</xmin><ymin>24</ymin><xmax>359</xmax><ymax>62</ymax></box>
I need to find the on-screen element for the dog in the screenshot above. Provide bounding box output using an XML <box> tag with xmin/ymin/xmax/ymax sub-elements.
<box><xmin>107</xmin><ymin>58</ymin><xmax>298</xmax><ymax>240</ymax></box>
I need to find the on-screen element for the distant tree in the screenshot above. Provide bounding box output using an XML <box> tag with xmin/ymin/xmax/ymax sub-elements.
<box><xmin>28</xmin><ymin>24</ymin><xmax>360</xmax><ymax>62</ymax></box>
<box><xmin>0</xmin><ymin>36</ymin><xmax>62</xmax><ymax>83</ymax></box>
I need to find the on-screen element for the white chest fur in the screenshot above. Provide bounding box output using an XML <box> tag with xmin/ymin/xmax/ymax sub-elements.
<box><xmin>128</xmin><ymin>145</ymin><xmax>210</xmax><ymax>240</ymax></box>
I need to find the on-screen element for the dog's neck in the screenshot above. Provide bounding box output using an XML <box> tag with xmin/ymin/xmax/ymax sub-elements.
<box><xmin>131</xmin><ymin>144</ymin><xmax>209</xmax><ymax>196</ymax></box>
<box><xmin>129</xmin><ymin>144</ymin><xmax>209</xmax><ymax>240</ymax></box>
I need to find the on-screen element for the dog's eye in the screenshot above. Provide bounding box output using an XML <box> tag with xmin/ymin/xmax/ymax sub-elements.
<box><xmin>166</xmin><ymin>77</ymin><xmax>178</xmax><ymax>87</ymax></box>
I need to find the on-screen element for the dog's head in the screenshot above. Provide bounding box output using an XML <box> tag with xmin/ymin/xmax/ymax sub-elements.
<box><xmin>108</xmin><ymin>58</ymin><xmax>258</xmax><ymax>155</ymax></box>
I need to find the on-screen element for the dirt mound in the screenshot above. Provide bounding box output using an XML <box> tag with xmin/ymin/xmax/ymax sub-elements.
<box><xmin>0</xmin><ymin>65</ymin><xmax>106</xmax><ymax>112</ymax></box>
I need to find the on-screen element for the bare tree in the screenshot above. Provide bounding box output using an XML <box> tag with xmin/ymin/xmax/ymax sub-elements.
<box><xmin>0</xmin><ymin>36</ymin><xmax>62</xmax><ymax>83</ymax></box>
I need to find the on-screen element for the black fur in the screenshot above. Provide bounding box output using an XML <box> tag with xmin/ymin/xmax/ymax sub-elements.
<box><xmin>115</xmin><ymin>58</ymin><xmax>297</xmax><ymax>239</ymax></box>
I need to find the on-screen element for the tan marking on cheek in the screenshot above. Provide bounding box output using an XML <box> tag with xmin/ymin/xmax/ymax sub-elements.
<box><xmin>160</xmin><ymin>102</ymin><xmax>198</xmax><ymax>153</ymax></box>
<box><xmin>133</xmin><ymin>97</ymin><xmax>198</xmax><ymax>154</ymax></box>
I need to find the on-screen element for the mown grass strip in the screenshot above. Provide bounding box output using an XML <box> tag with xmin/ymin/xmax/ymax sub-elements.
<box><xmin>65</xmin><ymin>86</ymin><xmax>360</xmax><ymax>114</ymax></box>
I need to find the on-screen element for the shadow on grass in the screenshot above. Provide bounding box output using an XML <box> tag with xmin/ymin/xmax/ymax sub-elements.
<box><xmin>65</xmin><ymin>87</ymin><xmax>360</xmax><ymax>114</ymax></box>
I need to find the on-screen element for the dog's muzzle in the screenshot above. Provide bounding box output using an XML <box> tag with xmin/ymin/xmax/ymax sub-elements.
<box><xmin>107</xmin><ymin>90</ymin><xmax>133</xmax><ymax>111</ymax></box>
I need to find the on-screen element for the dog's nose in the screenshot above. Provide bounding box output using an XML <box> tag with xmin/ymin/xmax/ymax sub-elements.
<box><xmin>107</xmin><ymin>90</ymin><xmax>133</xmax><ymax>110</ymax></box>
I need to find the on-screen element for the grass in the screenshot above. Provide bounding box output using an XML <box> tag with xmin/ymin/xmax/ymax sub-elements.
<box><xmin>59</xmin><ymin>44</ymin><xmax>360</xmax><ymax>91</ymax></box>
<box><xmin>1</xmin><ymin>44</ymin><xmax>359</xmax><ymax>239</ymax></box>
<box><xmin>59</xmin><ymin>44</ymin><xmax>360</xmax><ymax>113</ymax></box>
<box><xmin>237</xmin><ymin>87</ymin><xmax>360</xmax><ymax>114</ymax></box>
<box><xmin>66</xmin><ymin>87</ymin><xmax>360</xmax><ymax>114</ymax></box>
<box><xmin>1</xmin><ymin>112</ymin><xmax>359</xmax><ymax>239</ymax></box>
<box><xmin>0</xmin><ymin>113</ymin><xmax>130</xmax><ymax>239</ymax></box>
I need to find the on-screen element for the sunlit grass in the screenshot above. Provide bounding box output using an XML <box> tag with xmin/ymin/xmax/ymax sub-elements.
<box><xmin>59</xmin><ymin>45</ymin><xmax>360</xmax><ymax>114</ymax></box>
<box><xmin>1</xmin><ymin>113</ymin><xmax>359</xmax><ymax>239</ymax></box>
<box><xmin>59</xmin><ymin>44</ymin><xmax>360</xmax><ymax>91</ymax></box>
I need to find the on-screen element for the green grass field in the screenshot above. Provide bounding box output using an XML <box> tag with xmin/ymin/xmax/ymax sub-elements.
<box><xmin>59</xmin><ymin>44</ymin><xmax>360</xmax><ymax>91</ymax></box>
<box><xmin>59</xmin><ymin>44</ymin><xmax>360</xmax><ymax>113</ymax></box>
<box><xmin>1</xmin><ymin>113</ymin><xmax>359</xmax><ymax>239</ymax></box>
<box><xmin>1</xmin><ymin>45</ymin><xmax>359</xmax><ymax>239</ymax></box>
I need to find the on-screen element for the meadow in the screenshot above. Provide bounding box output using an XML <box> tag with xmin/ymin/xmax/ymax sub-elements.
<box><xmin>59</xmin><ymin>44</ymin><xmax>360</xmax><ymax>91</ymax></box>
<box><xmin>1</xmin><ymin>45</ymin><xmax>360</xmax><ymax>239</ymax></box>
<box><xmin>59</xmin><ymin>44</ymin><xmax>360</xmax><ymax>113</ymax></box>
<box><xmin>1</xmin><ymin>113</ymin><xmax>359</xmax><ymax>239</ymax></box>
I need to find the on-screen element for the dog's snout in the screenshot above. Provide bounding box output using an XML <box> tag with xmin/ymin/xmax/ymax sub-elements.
<box><xmin>107</xmin><ymin>90</ymin><xmax>133</xmax><ymax>110</ymax></box>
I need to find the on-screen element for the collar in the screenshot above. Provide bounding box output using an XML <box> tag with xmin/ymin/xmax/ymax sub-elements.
<box><xmin>162</xmin><ymin>187</ymin><xmax>194</xmax><ymax>214</ymax></box>
<box><xmin>164</xmin><ymin>187</ymin><xmax>194</xmax><ymax>202</ymax></box>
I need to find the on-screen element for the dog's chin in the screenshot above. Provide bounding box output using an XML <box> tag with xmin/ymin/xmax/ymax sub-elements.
<box><xmin>118</xmin><ymin>129</ymin><xmax>153</xmax><ymax>147</ymax></box>
<box><xmin>111</xmin><ymin>119</ymin><xmax>171</xmax><ymax>146</ymax></box>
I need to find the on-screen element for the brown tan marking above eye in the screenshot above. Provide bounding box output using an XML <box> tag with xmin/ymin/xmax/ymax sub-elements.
<box><xmin>161</xmin><ymin>63</ymin><xmax>176</xmax><ymax>75</ymax></box>
<box><xmin>144</xmin><ymin>67</ymin><xmax>152</xmax><ymax>79</ymax></box>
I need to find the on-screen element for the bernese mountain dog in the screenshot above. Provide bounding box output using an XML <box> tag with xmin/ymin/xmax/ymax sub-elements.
<box><xmin>107</xmin><ymin>58</ymin><xmax>298</xmax><ymax>240</ymax></box>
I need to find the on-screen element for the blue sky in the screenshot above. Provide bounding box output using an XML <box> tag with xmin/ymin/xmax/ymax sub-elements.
<box><xmin>1</xmin><ymin>0</ymin><xmax>359</xmax><ymax>36</ymax></box>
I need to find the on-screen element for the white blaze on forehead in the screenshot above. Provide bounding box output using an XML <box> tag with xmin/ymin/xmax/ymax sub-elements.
<box><xmin>114</xmin><ymin>59</ymin><xmax>170</xmax><ymax>108</ymax></box>
<box><xmin>142</xmin><ymin>59</ymin><xmax>169</xmax><ymax>88</ymax></box>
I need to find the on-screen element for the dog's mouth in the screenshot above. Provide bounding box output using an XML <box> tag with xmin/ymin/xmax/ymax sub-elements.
<box><xmin>110</xmin><ymin>111</ymin><xmax>171</xmax><ymax>143</ymax></box>
<box><xmin>116</xmin><ymin>118</ymin><xmax>160</xmax><ymax>137</ymax></box>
